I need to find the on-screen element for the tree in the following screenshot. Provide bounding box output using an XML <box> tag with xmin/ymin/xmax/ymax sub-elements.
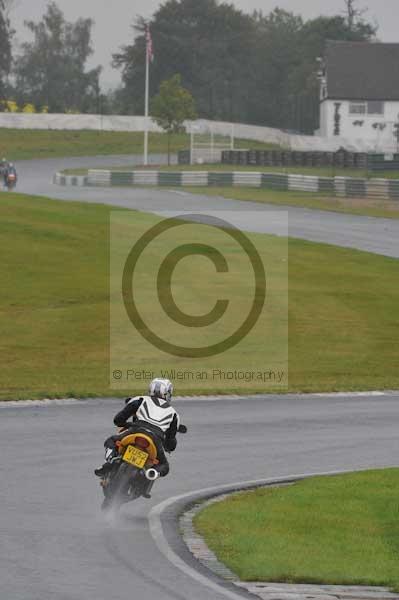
<box><xmin>151</xmin><ymin>74</ymin><xmax>197</xmax><ymax>164</ymax></box>
<box><xmin>112</xmin><ymin>0</ymin><xmax>377</xmax><ymax>132</ymax></box>
<box><xmin>113</xmin><ymin>0</ymin><xmax>255</xmax><ymax>120</ymax></box>
<box><xmin>344</xmin><ymin>0</ymin><xmax>367</xmax><ymax>31</ymax></box>
<box><xmin>0</xmin><ymin>0</ymin><xmax>13</xmax><ymax>103</ymax></box>
<box><xmin>14</xmin><ymin>2</ymin><xmax>101</xmax><ymax>113</ymax></box>
<box><xmin>248</xmin><ymin>9</ymin><xmax>304</xmax><ymax>128</ymax></box>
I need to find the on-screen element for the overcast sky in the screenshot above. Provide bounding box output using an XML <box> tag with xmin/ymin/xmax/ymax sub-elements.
<box><xmin>9</xmin><ymin>0</ymin><xmax>398</xmax><ymax>88</ymax></box>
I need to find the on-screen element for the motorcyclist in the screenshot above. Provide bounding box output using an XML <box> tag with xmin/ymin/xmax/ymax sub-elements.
<box><xmin>4</xmin><ymin>162</ymin><xmax>17</xmax><ymax>188</ymax></box>
<box><xmin>0</xmin><ymin>158</ymin><xmax>8</xmax><ymax>187</ymax></box>
<box><xmin>95</xmin><ymin>378</ymin><xmax>184</xmax><ymax>497</ymax></box>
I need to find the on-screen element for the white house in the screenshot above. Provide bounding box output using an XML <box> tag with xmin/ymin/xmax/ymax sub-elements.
<box><xmin>318</xmin><ymin>41</ymin><xmax>399</xmax><ymax>152</ymax></box>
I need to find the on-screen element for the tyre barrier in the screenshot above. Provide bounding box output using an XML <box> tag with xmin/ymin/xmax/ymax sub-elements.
<box><xmin>53</xmin><ymin>172</ymin><xmax>88</xmax><ymax>186</ymax></box>
<box><xmin>222</xmin><ymin>149</ymin><xmax>399</xmax><ymax>172</ymax></box>
<box><xmin>53</xmin><ymin>170</ymin><xmax>399</xmax><ymax>200</ymax></box>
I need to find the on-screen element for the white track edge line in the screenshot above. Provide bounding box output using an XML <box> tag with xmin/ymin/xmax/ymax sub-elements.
<box><xmin>0</xmin><ymin>398</ymin><xmax>81</xmax><ymax>408</ymax></box>
<box><xmin>0</xmin><ymin>390</ymin><xmax>396</xmax><ymax>407</ymax></box>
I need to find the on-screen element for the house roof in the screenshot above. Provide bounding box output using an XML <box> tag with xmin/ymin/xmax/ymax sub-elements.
<box><xmin>325</xmin><ymin>41</ymin><xmax>399</xmax><ymax>101</ymax></box>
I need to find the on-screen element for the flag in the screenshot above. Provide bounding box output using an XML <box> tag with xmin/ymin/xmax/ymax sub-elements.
<box><xmin>146</xmin><ymin>24</ymin><xmax>154</xmax><ymax>63</ymax></box>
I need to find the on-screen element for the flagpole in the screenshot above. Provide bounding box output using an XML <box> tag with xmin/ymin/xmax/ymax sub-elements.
<box><xmin>144</xmin><ymin>37</ymin><xmax>149</xmax><ymax>167</ymax></box>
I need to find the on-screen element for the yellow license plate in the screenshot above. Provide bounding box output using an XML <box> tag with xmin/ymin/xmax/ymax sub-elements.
<box><xmin>123</xmin><ymin>445</ymin><xmax>149</xmax><ymax>468</ymax></box>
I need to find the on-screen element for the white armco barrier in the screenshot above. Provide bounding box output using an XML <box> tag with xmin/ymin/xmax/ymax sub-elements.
<box><xmin>128</xmin><ymin>171</ymin><xmax>158</xmax><ymax>186</ymax></box>
<box><xmin>55</xmin><ymin>169</ymin><xmax>399</xmax><ymax>200</ymax></box>
<box><xmin>87</xmin><ymin>170</ymin><xmax>111</xmax><ymax>186</ymax></box>
<box><xmin>0</xmin><ymin>113</ymin><xmax>163</xmax><ymax>132</ymax></box>
<box><xmin>181</xmin><ymin>171</ymin><xmax>208</xmax><ymax>186</ymax></box>
<box><xmin>233</xmin><ymin>172</ymin><xmax>262</xmax><ymax>187</ymax></box>
<box><xmin>0</xmin><ymin>112</ymin><xmax>392</xmax><ymax>152</ymax></box>
<box><xmin>288</xmin><ymin>174</ymin><xmax>319</xmax><ymax>193</ymax></box>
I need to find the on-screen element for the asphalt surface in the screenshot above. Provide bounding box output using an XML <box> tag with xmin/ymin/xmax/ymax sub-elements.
<box><xmin>1</xmin><ymin>394</ymin><xmax>398</xmax><ymax>600</ymax></box>
<box><xmin>2</xmin><ymin>157</ymin><xmax>399</xmax><ymax>599</ymax></box>
<box><xmin>15</xmin><ymin>154</ymin><xmax>399</xmax><ymax>258</ymax></box>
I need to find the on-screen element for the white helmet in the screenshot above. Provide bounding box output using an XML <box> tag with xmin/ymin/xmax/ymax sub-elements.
<box><xmin>148</xmin><ymin>378</ymin><xmax>173</xmax><ymax>402</ymax></box>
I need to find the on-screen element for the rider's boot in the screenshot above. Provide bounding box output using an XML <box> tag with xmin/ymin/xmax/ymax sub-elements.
<box><xmin>94</xmin><ymin>448</ymin><xmax>120</xmax><ymax>477</ymax></box>
<box><xmin>94</xmin><ymin>463</ymin><xmax>113</xmax><ymax>477</ymax></box>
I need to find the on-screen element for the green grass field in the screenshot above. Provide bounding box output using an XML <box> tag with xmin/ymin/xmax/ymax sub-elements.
<box><xmin>1</xmin><ymin>193</ymin><xmax>399</xmax><ymax>399</ymax></box>
<box><xmin>0</xmin><ymin>128</ymin><xmax>278</xmax><ymax>161</ymax></box>
<box><xmin>194</xmin><ymin>469</ymin><xmax>399</xmax><ymax>591</ymax></box>
<box><xmin>180</xmin><ymin>186</ymin><xmax>399</xmax><ymax>220</ymax></box>
<box><xmin>0</xmin><ymin>129</ymin><xmax>190</xmax><ymax>160</ymax></box>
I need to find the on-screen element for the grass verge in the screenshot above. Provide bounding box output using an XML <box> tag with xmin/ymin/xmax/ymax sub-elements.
<box><xmin>193</xmin><ymin>469</ymin><xmax>399</xmax><ymax>592</ymax></box>
<box><xmin>1</xmin><ymin>193</ymin><xmax>399</xmax><ymax>399</ymax></box>
<box><xmin>0</xmin><ymin>129</ymin><xmax>190</xmax><ymax>160</ymax></box>
<box><xmin>179</xmin><ymin>187</ymin><xmax>399</xmax><ymax>220</ymax></box>
<box><xmin>0</xmin><ymin>128</ymin><xmax>278</xmax><ymax>161</ymax></box>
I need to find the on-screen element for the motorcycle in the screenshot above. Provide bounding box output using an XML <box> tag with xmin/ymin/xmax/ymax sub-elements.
<box><xmin>99</xmin><ymin>423</ymin><xmax>187</xmax><ymax>511</ymax></box>
<box><xmin>5</xmin><ymin>172</ymin><xmax>17</xmax><ymax>190</ymax></box>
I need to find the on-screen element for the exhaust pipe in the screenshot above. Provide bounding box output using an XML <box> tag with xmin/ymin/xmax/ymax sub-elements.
<box><xmin>145</xmin><ymin>468</ymin><xmax>160</xmax><ymax>481</ymax></box>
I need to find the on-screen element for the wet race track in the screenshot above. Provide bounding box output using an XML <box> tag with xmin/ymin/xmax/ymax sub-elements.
<box><xmin>1</xmin><ymin>395</ymin><xmax>398</xmax><ymax>600</ymax></box>
<box><xmin>1</xmin><ymin>157</ymin><xmax>398</xmax><ymax>599</ymax></box>
<box><xmin>16</xmin><ymin>154</ymin><xmax>399</xmax><ymax>258</ymax></box>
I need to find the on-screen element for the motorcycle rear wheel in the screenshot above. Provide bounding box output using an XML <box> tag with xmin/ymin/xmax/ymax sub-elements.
<box><xmin>101</xmin><ymin>463</ymin><xmax>139</xmax><ymax>511</ymax></box>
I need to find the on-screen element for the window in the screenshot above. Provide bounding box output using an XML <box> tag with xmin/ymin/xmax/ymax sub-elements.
<box><xmin>349</xmin><ymin>101</ymin><xmax>385</xmax><ymax>115</ymax></box>
<box><xmin>349</xmin><ymin>103</ymin><xmax>366</xmax><ymax>115</ymax></box>
<box><xmin>367</xmin><ymin>101</ymin><xmax>384</xmax><ymax>115</ymax></box>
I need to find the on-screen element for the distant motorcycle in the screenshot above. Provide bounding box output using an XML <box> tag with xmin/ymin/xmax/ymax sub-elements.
<box><xmin>99</xmin><ymin>423</ymin><xmax>187</xmax><ymax>511</ymax></box>
<box><xmin>5</xmin><ymin>171</ymin><xmax>17</xmax><ymax>190</ymax></box>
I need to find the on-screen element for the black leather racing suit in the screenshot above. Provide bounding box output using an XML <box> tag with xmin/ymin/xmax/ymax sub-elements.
<box><xmin>104</xmin><ymin>397</ymin><xmax>179</xmax><ymax>476</ymax></box>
